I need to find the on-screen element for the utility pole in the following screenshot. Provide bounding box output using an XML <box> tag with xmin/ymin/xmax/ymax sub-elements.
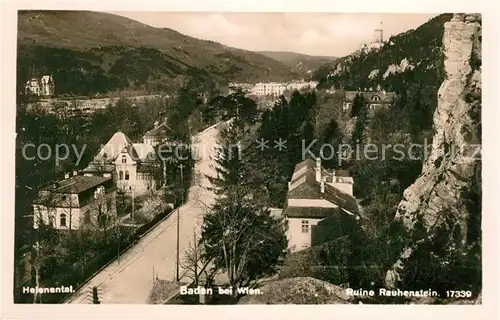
<box><xmin>131</xmin><ymin>189</ymin><xmax>135</xmax><ymax>224</ymax></box>
<box><xmin>193</xmin><ymin>228</ymin><xmax>198</xmax><ymax>286</ymax></box>
<box><xmin>176</xmin><ymin>163</ymin><xmax>184</xmax><ymax>282</ymax></box>
<box><xmin>117</xmin><ymin>228</ymin><xmax>121</xmax><ymax>266</ymax></box>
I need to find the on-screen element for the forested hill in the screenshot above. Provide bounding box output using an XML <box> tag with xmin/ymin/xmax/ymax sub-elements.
<box><xmin>257</xmin><ymin>51</ymin><xmax>337</xmax><ymax>78</ymax></box>
<box><xmin>17</xmin><ymin>11</ymin><xmax>298</xmax><ymax>95</ymax></box>
<box><xmin>314</xmin><ymin>14</ymin><xmax>453</xmax><ymax>98</ymax></box>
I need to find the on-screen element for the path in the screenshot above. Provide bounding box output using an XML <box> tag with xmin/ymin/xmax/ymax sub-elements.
<box><xmin>65</xmin><ymin>124</ymin><xmax>219</xmax><ymax>304</ymax></box>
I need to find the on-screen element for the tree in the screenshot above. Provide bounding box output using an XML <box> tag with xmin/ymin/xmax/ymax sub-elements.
<box><xmin>201</xmin><ymin>198</ymin><xmax>287</xmax><ymax>294</ymax></box>
<box><xmin>206</xmin><ymin>118</ymin><xmax>251</xmax><ymax>200</ymax></box>
<box><xmin>351</xmin><ymin>94</ymin><xmax>368</xmax><ymax>145</ymax></box>
<box><xmin>31</xmin><ymin>224</ymin><xmax>62</xmax><ymax>303</ymax></box>
<box><xmin>350</xmin><ymin>93</ymin><xmax>365</xmax><ymax>118</ymax></box>
<box><xmin>181</xmin><ymin>230</ymin><xmax>215</xmax><ymax>287</ymax></box>
<box><xmin>201</xmin><ymin>113</ymin><xmax>288</xmax><ymax>295</ymax></box>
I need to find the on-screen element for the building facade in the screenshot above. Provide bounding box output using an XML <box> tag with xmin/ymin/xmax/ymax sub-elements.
<box><xmin>82</xmin><ymin>131</ymin><xmax>161</xmax><ymax>196</ymax></box>
<box><xmin>341</xmin><ymin>89</ymin><xmax>396</xmax><ymax>112</ymax></box>
<box><xmin>142</xmin><ymin>120</ymin><xmax>174</xmax><ymax>147</ymax></box>
<box><xmin>24</xmin><ymin>75</ymin><xmax>55</xmax><ymax>96</ymax></box>
<box><xmin>229</xmin><ymin>80</ymin><xmax>318</xmax><ymax>98</ymax></box>
<box><xmin>283</xmin><ymin>158</ymin><xmax>360</xmax><ymax>253</ymax></box>
<box><xmin>32</xmin><ymin>174</ymin><xmax>117</xmax><ymax>230</ymax></box>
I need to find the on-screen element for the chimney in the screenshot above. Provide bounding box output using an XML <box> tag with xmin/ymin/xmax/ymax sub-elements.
<box><xmin>154</xmin><ymin>120</ymin><xmax>159</xmax><ymax>127</ymax></box>
<box><xmin>72</xmin><ymin>170</ymin><xmax>78</xmax><ymax>176</ymax></box>
<box><xmin>320</xmin><ymin>179</ymin><xmax>325</xmax><ymax>193</ymax></box>
<box><xmin>315</xmin><ymin>157</ymin><xmax>322</xmax><ymax>182</ymax></box>
<box><xmin>64</xmin><ymin>173</ymin><xmax>70</xmax><ymax>179</ymax></box>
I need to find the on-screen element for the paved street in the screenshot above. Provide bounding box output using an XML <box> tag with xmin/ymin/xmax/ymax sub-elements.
<box><xmin>65</xmin><ymin>124</ymin><xmax>219</xmax><ymax>304</ymax></box>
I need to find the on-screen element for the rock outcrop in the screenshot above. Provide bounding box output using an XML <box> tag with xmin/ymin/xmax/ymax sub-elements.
<box><xmin>238</xmin><ymin>277</ymin><xmax>353</xmax><ymax>304</ymax></box>
<box><xmin>385</xmin><ymin>13</ymin><xmax>482</xmax><ymax>289</ymax></box>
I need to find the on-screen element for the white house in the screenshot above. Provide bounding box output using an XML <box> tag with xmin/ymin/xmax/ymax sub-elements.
<box><xmin>82</xmin><ymin>132</ymin><xmax>161</xmax><ymax>196</ymax></box>
<box><xmin>283</xmin><ymin>158</ymin><xmax>359</xmax><ymax>253</ymax></box>
<box><xmin>25</xmin><ymin>75</ymin><xmax>55</xmax><ymax>96</ymax></box>
<box><xmin>252</xmin><ymin>82</ymin><xmax>287</xmax><ymax>97</ymax></box>
<box><xmin>32</xmin><ymin>173</ymin><xmax>117</xmax><ymax>230</ymax></box>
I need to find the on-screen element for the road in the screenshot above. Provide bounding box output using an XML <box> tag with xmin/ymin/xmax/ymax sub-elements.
<box><xmin>65</xmin><ymin>124</ymin><xmax>219</xmax><ymax>304</ymax></box>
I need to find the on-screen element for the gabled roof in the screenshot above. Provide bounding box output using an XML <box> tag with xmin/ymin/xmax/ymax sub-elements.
<box><xmin>39</xmin><ymin>175</ymin><xmax>111</xmax><ymax>194</ymax></box>
<box><xmin>286</xmin><ymin>171</ymin><xmax>359</xmax><ymax>216</ymax></box>
<box><xmin>344</xmin><ymin>91</ymin><xmax>395</xmax><ymax>104</ymax></box>
<box><xmin>143</xmin><ymin>122</ymin><xmax>173</xmax><ymax>138</ymax></box>
<box><xmin>290</xmin><ymin>158</ymin><xmax>316</xmax><ymax>182</ymax></box>
<box><xmin>95</xmin><ymin>132</ymin><xmax>139</xmax><ymax>162</ymax></box>
<box><xmin>133</xmin><ymin>143</ymin><xmax>156</xmax><ymax>162</ymax></box>
<box><xmin>41</xmin><ymin>75</ymin><xmax>53</xmax><ymax>83</ymax></box>
<box><xmin>81</xmin><ymin>162</ymin><xmax>115</xmax><ymax>173</ymax></box>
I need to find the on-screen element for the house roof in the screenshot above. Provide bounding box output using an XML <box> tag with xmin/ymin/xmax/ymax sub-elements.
<box><xmin>284</xmin><ymin>206</ymin><xmax>338</xmax><ymax>219</ymax></box>
<box><xmin>290</xmin><ymin>158</ymin><xmax>316</xmax><ymax>182</ymax></box>
<box><xmin>41</xmin><ymin>75</ymin><xmax>52</xmax><ymax>84</ymax></box>
<box><xmin>286</xmin><ymin>170</ymin><xmax>359</xmax><ymax>216</ymax></box>
<box><xmin>344</xmin><ymin>91</ymin><xmax>395</xmax><ymax>104</ymax></box>
<box><xmin>334</xmin><ymin>169</ymin><xmax>351</xmax><ymax>177</ymax></box>
<box><xmin>94</xmin><ymin>131</ymin><xmax>140</xmax><ymax>162</ymax></box>
<box><xmin>81</xmin><ymin>162</ymin><xmax>115</xmax><ymax>173</ymax></box>
<box><xmin>143</xmin><ymin>122</ymin><xmax>173</xmax><ymax>138</ymax></box>
<box><xmin>133</xmin><ymin>143</ymin><xmax>157</xmax><ymax>161</ymax></box>
<box><xmin>39</xmin><ymin>175</ymin><xmax>112</xmax><ymax>194</ymax></box>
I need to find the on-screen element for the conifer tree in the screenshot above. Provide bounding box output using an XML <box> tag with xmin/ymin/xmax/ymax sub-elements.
<box><xmin>351</xmin><ymin>94</ymin><xmax>368</xmax><ymax>145</ymax></box>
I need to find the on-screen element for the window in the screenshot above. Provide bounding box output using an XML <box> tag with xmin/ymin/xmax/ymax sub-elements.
<box><xmin>60</xmin><ymin>214</ymin><xmax>67</xmax><ymax>227</ymax></box>
<box><xmin>121</xmin><ymin>155</ymin><xmax>127</xmax><ymax>164</ymax></box>
<box><xmin>301</xmin><ymin>220</ymin><xmax>309</xmax><ymax>233</ymax></box>
<box><xmin>119</xmin><ymin>171</ymin><xmax>124</xmax><ymax>180</ymax></box>
<box><xmin>125</xmin><ymin>171</ymin><xmax>130</xmax><ymax>180</ymax></box>
<box><xmin>372</xmin><ymin>95</ymin><xmax>381</xmax><ymax>101</ymax></box>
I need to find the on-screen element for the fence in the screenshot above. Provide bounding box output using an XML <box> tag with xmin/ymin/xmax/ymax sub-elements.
<box><xmin>60</xmin><ymin>206</ymin><xmax>177</xmax><ymax>303</ymax></box>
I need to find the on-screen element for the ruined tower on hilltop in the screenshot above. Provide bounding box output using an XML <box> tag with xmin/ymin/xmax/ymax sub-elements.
<box><xmin>374</xmin><ymin>21</ymin><xmax>384</xmax><ymax>44</ymax></box>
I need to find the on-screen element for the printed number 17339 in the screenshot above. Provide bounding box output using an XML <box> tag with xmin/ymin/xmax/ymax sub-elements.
<box><xmin>446</xmin><ymin>290</ymin><xmax>472</xmax><ymax>298</ymax></box>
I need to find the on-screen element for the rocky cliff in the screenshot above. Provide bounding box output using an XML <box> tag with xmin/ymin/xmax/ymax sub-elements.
<box><xmin>385</xmin><ymin>13</ymin><xmax>482</xmax><ymax>294</ymax></box>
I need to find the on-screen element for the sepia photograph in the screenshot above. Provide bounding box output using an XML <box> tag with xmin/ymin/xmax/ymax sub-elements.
<box><xmin>7</xmin><ymin>4</ymin><xmax>487</xmax><ymax>311</ymax></box>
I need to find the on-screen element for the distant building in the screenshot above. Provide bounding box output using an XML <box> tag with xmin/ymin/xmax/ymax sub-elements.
<box><xmin>32</xmin><ymin>173</ymin><xmax>117</xmax><ymax>230</ymax></box>
<box><xmin>359</xmin><ymin>21</ymin><xmax>385</xmax><ymax>53</ymax></box>
<box><xmin>286</xmin><ymin>81</ymin><xmax>319</xmax><ymax>92</ymax></box>
<box><xmin>283</xmin><ymin>157</ymin><xmax>360</xmax><ymax>253</ymax></box>
<box><xmin>341</xmin><ymin>89</ymin><xmax>396</xmax><ymax>111</ymax></box>
<box><xmin>82</xmin><ymin>132</ymin><xmax>161</xmax><ymax>196</ymax></box>
<box><xmin>24</xmin><ymin>75</ymin><xmax>55</xmax><ymax>96</ymax></box>
<box><xmin>252</xmin><ymin>82</ymin><xmax>287</xmax><ymax>96</ymax></box>
<box><xmin>143</xmin><ymin>120</ymin><xmax>175</xmax><ymax>147</ymax></box>
<box><xmin>230</xmin><ymin>80</ymin><xmax>318</xmax><ymax>98</ymax></box>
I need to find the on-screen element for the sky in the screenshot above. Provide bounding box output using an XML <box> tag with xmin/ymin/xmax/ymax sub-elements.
<box><xmin>111</xmin><ymin>12</ymin><xmax>438</xmax><ymax>57</ymax></box>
